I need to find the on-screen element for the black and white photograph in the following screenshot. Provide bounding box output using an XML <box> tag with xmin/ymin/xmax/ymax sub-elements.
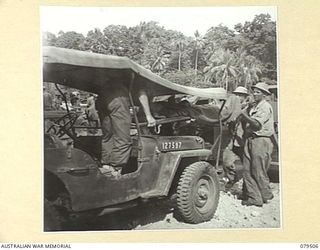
<box><xmin>41</xmin><ymin>6</ymin><xmax>280</xmax><ymax>232</ymax></box>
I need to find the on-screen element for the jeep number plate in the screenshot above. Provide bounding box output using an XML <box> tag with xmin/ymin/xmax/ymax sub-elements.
<box><xmin>161</xmin><ymin>141</ymin><xmax>182</xmax><ymax>150</ymax></box>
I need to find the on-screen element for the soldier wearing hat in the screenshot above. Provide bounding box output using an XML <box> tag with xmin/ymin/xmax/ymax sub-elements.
<box><xmin>43</xmin><ymin>85</ymin><xmax>53</xmax><ymax>111</ymax></box>
<box><xmin>239</xmin><ymin>82</ymin><xmax>275</xmax><ymax>207</ymax></box>
<box><xmin>233</xmin><ymin>86</ymin><xmax>248</xmax><ymax>100</ymax></box>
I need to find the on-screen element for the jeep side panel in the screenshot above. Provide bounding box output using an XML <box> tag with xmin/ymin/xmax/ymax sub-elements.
<box><xmin>140</xmin><ymin>149</ymin><xmax>212</xmax><ymax>198</ymax></box>
<box><xmin>44</xmin><ymin>136</ymin><xmax>159</xmax><ymax>212</ymax></box>
<box><xmin>45</xmin><ymin>148</ymin><xmax>138</xmax><ymax>211</ymax></box>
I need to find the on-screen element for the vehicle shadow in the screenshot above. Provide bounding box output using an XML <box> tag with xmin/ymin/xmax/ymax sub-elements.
<box><xmin>66</xmin><ymin>199</ymin><xmax>174</xmax><ymax>231</ymax></box>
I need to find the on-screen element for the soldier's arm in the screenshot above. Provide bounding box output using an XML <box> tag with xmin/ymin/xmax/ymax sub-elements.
<box><xmin>138</xmin><ymin>89</ymin><xmax>156</xmax><ymax>127</ymax></box>
<box><xmin>240</xmin><ymin>111</ymin><xmax>261</xmax><ymax>131</ymax></box>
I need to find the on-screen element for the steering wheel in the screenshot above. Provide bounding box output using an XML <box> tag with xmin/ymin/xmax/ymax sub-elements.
<box><xmin>46</xmin><ymin>112</ymin><xmax>79</xmax><ymax>140</ymax></box>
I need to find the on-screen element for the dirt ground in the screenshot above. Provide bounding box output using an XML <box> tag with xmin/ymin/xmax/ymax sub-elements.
<box><xmin>75</xmin><ymin>180</ymin><xmax>280</xmax><ymax>231</ymax></box>
<box><xmin>135</xmin><ymin>181</ymin><xmax>281</xmax><ymax>230</ymax></box>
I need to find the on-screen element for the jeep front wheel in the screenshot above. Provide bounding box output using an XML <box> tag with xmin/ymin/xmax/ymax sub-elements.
<box><xmin>176</xmin><ymin>161</ymin><xmax>220</xmax><ymax>224</ymax></box>
<box><xmin>44</xmin><ymin>199</ymin><xmax>65</xmax><ymax>231</ymax></box>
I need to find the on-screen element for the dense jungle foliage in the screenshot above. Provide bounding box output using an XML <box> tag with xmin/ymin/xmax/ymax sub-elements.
<box><xmin>43</xmin><ymin>14</ymin><xmax>276</xmax><ymax>92</ymax></box>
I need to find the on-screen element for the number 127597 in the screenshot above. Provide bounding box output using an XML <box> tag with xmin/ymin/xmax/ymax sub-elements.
<box><xmin>162</xmin><ymin>141</ymin><xmax>182</xmax><ymax>150</ymax></box>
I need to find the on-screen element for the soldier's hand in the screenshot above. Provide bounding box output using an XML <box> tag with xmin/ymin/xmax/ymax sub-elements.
<box><xmin>241</xmin><ymin>102</ymin><xmax>248</xmax><ymax>109</ymax></box>
<box><xmin>146</xmin><ymin>115</ymin><xmax>156</xmax><ymax>127</ymax></box>
<box><xmin>246</xmin><ymin>95</ymin><xmax>255</xmax><ymax>107</ymax></box>
<box><xmin>240</xmin><ymin>109</ymin><xmax>248</xmax><ymax>116</ymax></box>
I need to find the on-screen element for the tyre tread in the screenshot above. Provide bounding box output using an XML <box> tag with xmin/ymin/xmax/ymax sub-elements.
<box><xmin>176</xmin><ymin>161</ymin><xmax>220</xmax><ymax>224</ymax></box>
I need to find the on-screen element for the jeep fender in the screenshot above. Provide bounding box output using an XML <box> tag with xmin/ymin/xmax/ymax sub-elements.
<box><xmin>141</xmin><ymin>149</ymin><xmax>212</xmax><ymax>198</ymax></box>
<box><xmin>44</xmin><ymin>148</ymin><xmax>99</xmax><ymax>208</ymax></box>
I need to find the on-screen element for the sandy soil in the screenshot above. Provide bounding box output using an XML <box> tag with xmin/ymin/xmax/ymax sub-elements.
<box><xmin>79</xmin><ymin>180</ymin><xmax>280</xmax><ymax>231</ymax></box>
<box><xmin>135</xmin><ymin>181</ymin><xmax>281</xmax><ymax>230</ymax></box>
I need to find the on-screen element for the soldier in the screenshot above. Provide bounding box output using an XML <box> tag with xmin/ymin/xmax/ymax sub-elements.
<box><xmin>86</xmin><ymin>94</ymin><xmax>99</xmax><ymax>123</ymax></box>
<box><xmin>96</xmin><ymin>82</ymin><xmax>155</xmax><ymax>176</ymax></box>
<box><xmin>240</xmin><ymin>82</ymin><xmax>275</xmax><ymax>207</ymax></box>
<box><xmin>85</xmin><ymin>94</ymin><xmax>99</xmax><ymax>134</ymax></box>
<box><xmin>53</xmin><ymin>94</ymin><xmax>63</xmax><ymax>110</ymax></box>
<box><xmin>70</xmin><ymin>92</ymin><xmax>81</xmax><ymax>112</ymax></box>
<box><xmin>43</xmin><ymin>85</ymin><xmax>53</xmax><ymax>111</ymax></box>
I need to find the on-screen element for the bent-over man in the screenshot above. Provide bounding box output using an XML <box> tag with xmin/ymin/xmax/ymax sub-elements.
<box><xmin>222</xmin><ymin>86</ymin><xmax>250</xmax><ymax>186</ymax></box>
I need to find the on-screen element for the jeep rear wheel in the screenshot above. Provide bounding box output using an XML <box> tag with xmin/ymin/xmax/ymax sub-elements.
<box><xmin>176</xmin><ymin>161</ymin><xmax>220</xmax><ymax>224</ymax></box>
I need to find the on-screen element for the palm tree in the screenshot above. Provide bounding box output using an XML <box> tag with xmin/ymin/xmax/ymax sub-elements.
<box><xmin>151</xmin><ymin>56</ymin><xmax>166</xmax><ymax>73</ymax></box>
<box><xmin>236</xmin><ymin>51</ymin><xmax>262</xmax><ymax>88</ymax></box>
<box><xmin>173</xmin><ymin>38</ymin><xmax>187</xmax><ymax>71</ymax></box>
<box><xmin>193</xmin><ymin>30</ymin><xmax>205</xmax><ymax>76</ymax></box>
<box><xmin>150</xmin><ymin>47</ymin><xmax>168</xmax><ymax>74</ymax></box>
<box><xmin>84</xmin><ymin>28</ymin><xmax>108</xmax><ymax>54</ymax></box>
<box><xmin>137</xmin><ymin>21</ymin><xmax>161</xmax><ymax>43</ymax></box>
<box><xmin>204</xmin><ymin>49</ymin><xmax>237</xmax><ymax>91</ymax></box>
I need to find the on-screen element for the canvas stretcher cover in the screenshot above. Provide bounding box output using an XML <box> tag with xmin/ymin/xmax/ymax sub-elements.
<box><xmin>43</xmin><ymin>46</ymin><xmax>227</xmax><ymax>99</ymax></box>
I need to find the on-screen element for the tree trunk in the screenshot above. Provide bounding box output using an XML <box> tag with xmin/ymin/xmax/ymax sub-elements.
<box><xmin>178</xmin><ymin>47</ymin><xmax>181</xmax><ymax>71</ymax></box>
<box><xmin>195</xmin><ymin>50</ymin><xmax>198</xmax><ymax>75</ymax></box>
<box><xmin>226</xmin><ymin>75</ymin><xmax>229</xmax><ymax>91</ymax></box>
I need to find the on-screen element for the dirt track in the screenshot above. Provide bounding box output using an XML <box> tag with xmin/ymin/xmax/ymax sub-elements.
<box><xmin>72</xmin><ymin>180</ymin><xmax>280</xmax><ymax>231</ymax></box>
<box><xmin>135</xmin><ymin>182</ymin><xmax>281</xmax><ymax>230</ymax></box>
